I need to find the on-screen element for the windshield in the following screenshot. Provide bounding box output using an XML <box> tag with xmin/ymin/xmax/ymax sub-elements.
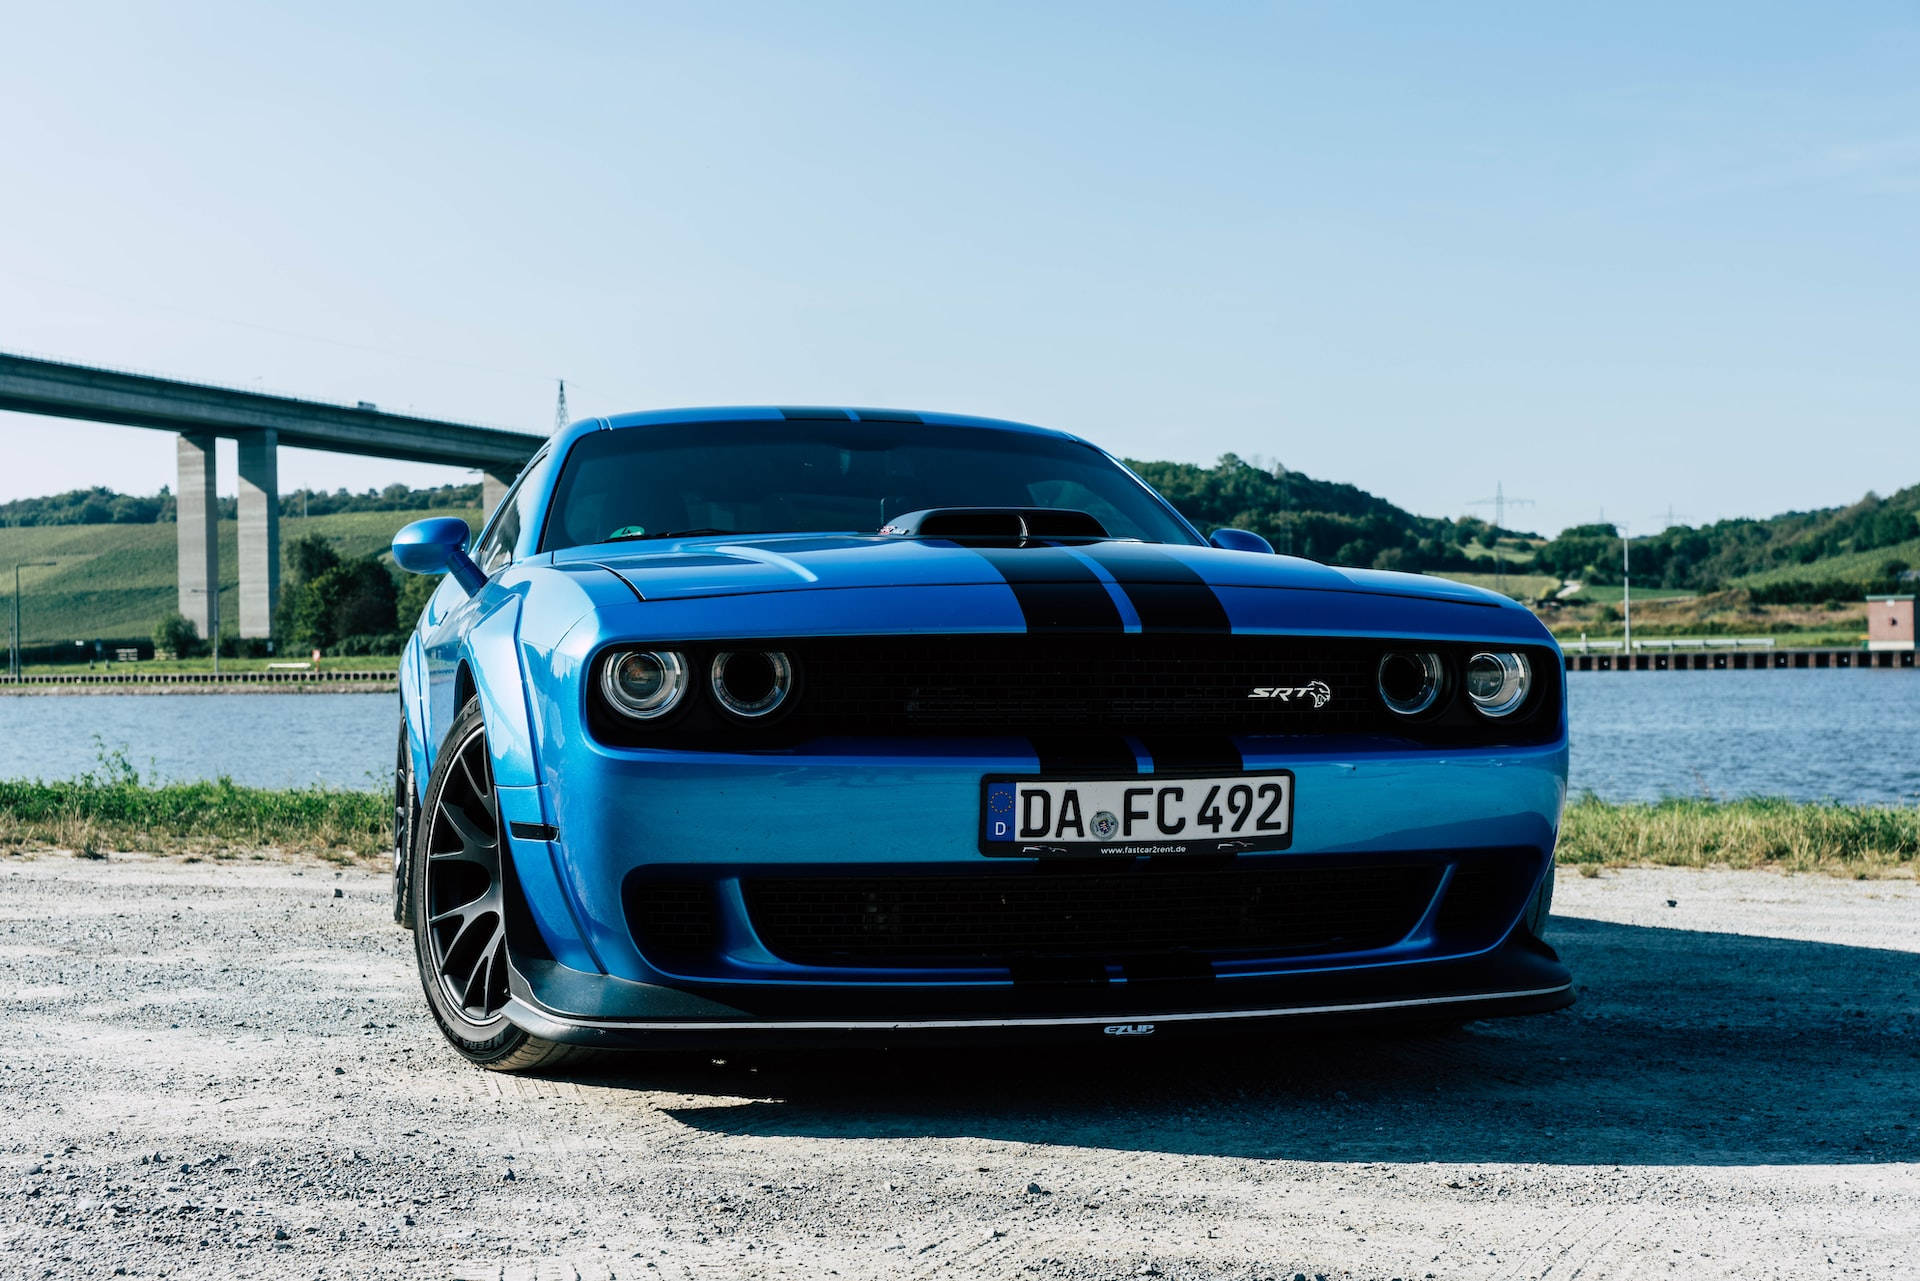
<box><xmin>537</xmin><ymin>421</ymin><xmax>1200</xmax><ymax>551</ymax></box>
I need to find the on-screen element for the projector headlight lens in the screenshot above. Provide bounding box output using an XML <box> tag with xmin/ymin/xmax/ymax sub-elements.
<box><xmin>1465</xmin><ymin>651</ymin><xmax>1531</xmax><ymax>717</ymax></box>
<box><xmin>601</xmin><ymin>650</ymin><xmax>687</xmax><ymax>720</ymax></box>
<box><xmin>1377</xmin><ymin>651</ymin><xmax>1445</xmax><ymax>717</ymax></box>
<box><xmin>711</xmin><ymin>650</ymin><xmax>794</xmax><ymax>719</ymax></box>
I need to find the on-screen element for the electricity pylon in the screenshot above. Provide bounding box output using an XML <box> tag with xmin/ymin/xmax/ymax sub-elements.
<box><xmin>1467</xmin><ymin>482</ymin><xmax>1536</xmax><ymax>597</ymax></box>
<box><xmin>554</xmin><ymin>379</ymin><xmax>569</xmax><ymax>434</ymax></box>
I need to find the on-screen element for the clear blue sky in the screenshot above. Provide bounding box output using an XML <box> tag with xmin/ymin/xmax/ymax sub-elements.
<box><xmin>2</xmin><ymin>1</ymin><xmax>1914</xmax><ymax>537</ymax></box>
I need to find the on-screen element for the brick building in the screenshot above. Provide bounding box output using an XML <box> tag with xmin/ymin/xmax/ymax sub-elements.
<box><xmin>1867</xmin><ymin>594</ymin><xmax>1916</xmax><ymax>651</ymax></box>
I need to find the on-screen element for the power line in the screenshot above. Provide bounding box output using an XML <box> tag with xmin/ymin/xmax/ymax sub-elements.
<box><xmin>1467</xmin><ymin>482</ymin><xmax>1536</xmax><ymax>597</ymax></box>
<box><xmin>1651</xmin><ymin>504</ymin><xmax>1692</xmax><ymax>530</ymax></box>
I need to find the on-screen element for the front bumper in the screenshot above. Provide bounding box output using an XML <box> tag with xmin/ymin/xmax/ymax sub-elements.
<box><xmin>501</xmin><ymin>928</ymin><xmax>1573</xmax><ymax>1049</ymax></box>
<box><xmin>489</xmin><ymin>730</ymin><xmax>1570</xmax><ymax>1046</ymax></box>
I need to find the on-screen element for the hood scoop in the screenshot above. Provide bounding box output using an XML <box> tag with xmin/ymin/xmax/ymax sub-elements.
<box><xmin>879</xmin><ymin>507</ymin><xmax>1108</xmax><ymax>541</ymax></box>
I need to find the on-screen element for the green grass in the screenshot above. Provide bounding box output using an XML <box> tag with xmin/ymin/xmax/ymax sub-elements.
<box><xmin>1561</xmin><ymin>584</ymin><xmax>1696</xmax><ymax>604</ymax></box>
<box><xmin>1560</xmin><ymin>796</ymin><xmax>1919</xmax><ymax>877</ymax></box>
<box><xmin>1425</xmin><ymin>571</ymin><xmax>1562</xmax><ymax>601</ymax></box>
<box><xmin>0</xmin><ymin>508</ymin><xmax>479</xmax><ymax>645</ymax></box>
<box><xmin>19</xmin><ymin>654</ymin><xmax>400</xmax><ymax>676</ymax></box>
<box><xmin>5</xmin><ymin>775</ymin><xmax>1909</xmax><ymax>880</ymax></box>
<box><xmin>0</xmin><ymin>777</ymin><xmax>386</xmax><ymax>859</ymax></box>
<box><xmin>1735</xmin><ymin>535</ymin><xmax>1920</xmax><ymax>590</ymax></box>
<box><xmin>1553</xmin><ymin>629</ymin><xmax>1866</xmax><ymax>648</ymax></box>
<box><xmin>1459</xmin><ymin>543</ymin><xmax>1540</xmax><ymax>565</ymax></box>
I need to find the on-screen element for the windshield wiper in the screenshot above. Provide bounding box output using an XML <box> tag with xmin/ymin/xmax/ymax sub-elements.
<box><xmin>605</xmin><ymin>528</ymin><xmax>757</xmax><ymax>543</ymax></box>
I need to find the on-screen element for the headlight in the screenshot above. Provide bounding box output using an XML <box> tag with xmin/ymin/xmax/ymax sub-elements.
<box><xmin>1464</xmin><ymin>651</ymin><xmax>1531</xmax><ymax>717</ymax></box>
<box><xmin>1377</xmin><ymin>651</ymin><xmax>1444</xmax><ymax>716</ymax></box>
<box><xmin>710</xmin><ymin>650</ymin><xmax>794</xmax><ymax>719</ymax></box>
<box><xmin>600</xmin><ymin>650</ymin><xmax>687</xmax><ymax>720</ymax></box>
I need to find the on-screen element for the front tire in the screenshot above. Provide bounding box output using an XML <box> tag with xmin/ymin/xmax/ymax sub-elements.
<box><xmin>409</xmin><ymin>699</ymin><xmax>583</xmax><ymax>1072</ymax></box>
<box><xmin>392</xmin><ymin>720</ymin><xmax>418</xmax><ymax>926</ymax></box>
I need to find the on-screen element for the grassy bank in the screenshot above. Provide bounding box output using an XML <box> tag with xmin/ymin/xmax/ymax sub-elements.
<box><xmin>20</xmin><ymin>655</ymin><xmax>401</xmax><ymax>677</ymax></box>
<box><xmin>0</xmin><ymin>507</ymin><xmax>478</xmax><ymax>644</ymax></box>
<box><xmin>0</xmin><ymin>776</ymin><xmax>387</xmax><ymax>860</ymax></box>
<box><xmin>1559</xmin><ymin>795</ymin><xmax>1919</xmax><ymax>877</ymax></box>
<box><xmin>2</xmin><ymin>775</ymin><xmax>1913</xmax><ymax>876</ymax></box>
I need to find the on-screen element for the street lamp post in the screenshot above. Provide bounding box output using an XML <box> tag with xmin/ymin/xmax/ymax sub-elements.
<box><xmin>11</xmin><ymin>561</ymin><xmax>55</xmax><ymax>682</ymax></box>
<box><xmin>185</xmin><ymin>586</ymin><xmax>222</xmax><ymax>677</ymax></box>
<box><xmin>1621</xmin><ymin>523</ymin><xmax>1632</xmax><ymax>657</ymax></box>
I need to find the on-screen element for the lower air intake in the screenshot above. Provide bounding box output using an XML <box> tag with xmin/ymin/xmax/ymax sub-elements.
<box><xmin>741</xmin><ymin>864</ymin><xmax>1440</xmax><ymax>968</ymax></box>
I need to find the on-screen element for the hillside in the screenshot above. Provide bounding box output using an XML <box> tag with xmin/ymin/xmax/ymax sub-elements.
<box><xmin>0</xmin><ymin>509</ymin><xmax>479</xmax><ymax>645</ymax></box>
<box><xmin>1527</xmin><ymin>485</ymin><xmax>1920</xmax><ymax>599</ymax></box>
<box><xmin>0</xmin><ymin>481</ymin><xmax>483</xmax><ymax>528</ymax></box>
<box><xmin>1126</xmin><ymin>454</ymin><xmax>1527</xmax><ymax>572</ymax></box>
<box><xmin>6</xmin><ymin>457</ymin><xmax>1915</xmax><ymax>648</ymax></box>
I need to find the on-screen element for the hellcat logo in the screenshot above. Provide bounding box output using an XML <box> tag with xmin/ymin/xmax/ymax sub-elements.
<box><xmin>1248</xmin><ymin>680</ymin><xmax>1332</xmax><ymax>707</ymax></box>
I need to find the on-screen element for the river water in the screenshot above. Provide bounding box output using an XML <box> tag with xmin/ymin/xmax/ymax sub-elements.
<box><xmin>0</xmin><ymin>671</ymin><xmax>1914</xmax><ymax>804</ymax></box>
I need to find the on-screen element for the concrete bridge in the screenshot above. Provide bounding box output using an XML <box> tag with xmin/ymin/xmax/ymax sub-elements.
<box><xmin>0</xmin><ymin>352</ymin><xmax>545</xmax><ymax>641</ymax></box>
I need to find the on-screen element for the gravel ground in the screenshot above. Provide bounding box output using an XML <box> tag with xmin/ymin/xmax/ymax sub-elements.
<box><xmin>2</xmin><ymin>854</ymin><xmax>1915</xmax><ymax>1280</ymax></box>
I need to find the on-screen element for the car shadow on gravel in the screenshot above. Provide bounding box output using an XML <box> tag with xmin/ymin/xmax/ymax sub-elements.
<box><xmin>573</xmin><ymin>918</ymin><xmax>1919</xmax><ymax>1167</ymax></box>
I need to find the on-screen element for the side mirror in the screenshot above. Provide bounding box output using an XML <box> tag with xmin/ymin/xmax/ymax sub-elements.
<box><xmin>393</xmin><ymin>518</ymin><xmax>487</xmax><ymax>594</ymax></box>
<box><xmin>1209</xmin><ymin>527</ymin><xmax>1275</xmax><ymax>555</ymax></box>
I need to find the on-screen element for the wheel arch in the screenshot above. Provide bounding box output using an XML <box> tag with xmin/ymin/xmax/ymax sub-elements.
<box><xmin>460</xmin><ymin>600</ymin><xmax>538</xmax><ymax>787</ymax></box>
<box><xmin>452</xmin><ymin>660</ymin><xmax>477</xmax><ymax>716</ymax></box>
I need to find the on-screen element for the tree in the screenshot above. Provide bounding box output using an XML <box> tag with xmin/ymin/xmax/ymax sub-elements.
<box><xmin>276</xmin><ymin>534</ymin><xmax>344</xmax><ymax>645</ymax></box>
<box><xmin>153</xmin><ymin>611</ymin><xmax>200</xmax><ymax>658</ymax></box>
<box><xmin>395</xmin><ymin>571</ymin><xmax>439</xmax><ymax>629</ymax></box>
<box><xmin>324</xmin><ymin>559</ymin><xmax>399</xmax><ymax>639</ymax></box>
<box><xmin>278</xmin><ymin>557</ymin><xmax>399</xmax><ymax>650</ymax></box>
<box><xmin>284</xmin><ymin>533</ymin><xmax>341</xmax><ymax>585</ymax></box>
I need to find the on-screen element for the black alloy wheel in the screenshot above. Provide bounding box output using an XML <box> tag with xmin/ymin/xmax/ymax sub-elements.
<box><xmin>421</xmin><ymin>718</ymin><xmax>510</xmax><ymax>1019</ymax></box>
<box><xmin>409</xmin><ymin>699</ymin><xmax>581</xmax><ymax>1071</ymax></box>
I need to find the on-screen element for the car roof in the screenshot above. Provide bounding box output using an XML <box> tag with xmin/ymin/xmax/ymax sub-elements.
<box><xmin>545</xmin><ymin>406</ymin><xmax>1086</xmax><ymax>456</ymax></box>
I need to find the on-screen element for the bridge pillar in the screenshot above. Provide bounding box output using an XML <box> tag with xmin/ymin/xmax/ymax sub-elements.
<box><xmin>482</xmin><ymin>468</ymin><xmax>515</xmax><ymax>524</ymax></box>
<box><xmin>175</xmin><ymin>434</ymin><xmax>218</xmax><ymax>641</ymax></box>
<box><xmin>237</xmin><ymin>430</ymin><xmax>280</xmax><ymax>640</ymax></box>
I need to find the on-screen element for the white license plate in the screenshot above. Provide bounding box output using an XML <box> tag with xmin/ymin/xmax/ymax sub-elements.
<box><xmin>980</xmin><ymin>772</ymin><xmax>1294</xmax><ymax>856</ymax></box>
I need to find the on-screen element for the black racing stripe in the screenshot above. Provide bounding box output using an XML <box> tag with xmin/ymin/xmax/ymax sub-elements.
<box><xmin>850</xmin><ymin>408</ymin><xmax>923</xmax><ymax>423</ymax></box>
<box><xmin>777</xmin><ymin>406</ymin><xmax>853</xmax><ymax>420</ymax></box>
<box><xmin>1138</xmin><ymin>734</ymin><xmax>1244</xmax><ymax>773</ymax></box>
<box><xmin>973</xmin><ymin>546</ymin><xmax>1125</xmax><ymax>633</ymax></box>
<box><xmin>1080</xmin><ymin>544</ymin><xmax>1231</xmax><ymax>633</ymax></box>
<box><xmin>1029</xmin><ymin>734</ymin><xmax>1138</xmax><ymax>776</ymax></box>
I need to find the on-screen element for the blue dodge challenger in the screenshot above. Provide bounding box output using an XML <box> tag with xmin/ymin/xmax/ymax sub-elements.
<box><xmin>391</xmin><ymin>407</ymin><xmax>1570</xmax><ymax>1070</ymax></box>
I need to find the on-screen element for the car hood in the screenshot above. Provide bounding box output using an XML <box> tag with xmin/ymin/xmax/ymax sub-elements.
<box><xmin>549</xmin><ymin>533</ymin><xmax>1508</xmax><ymax>609</ymax></box>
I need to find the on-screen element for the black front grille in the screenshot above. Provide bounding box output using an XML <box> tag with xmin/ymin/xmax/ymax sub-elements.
<box><xmin>595</xmin><ymin>637</ymin><xmax>1559</xmax><ymax>745</ymax></box>
<box><xmin>589</xmin><ymin>635</ymin><xmax>1562</xmax><ymax>748</ymax></box>
<box><xmin>741</xmin><ymin>864</ymin><xmax>1440</xmax><ymax>968</ymax></box>
<box><xmin>797</xmin><ymin>635</ymin><xmax>1380</xmax><ymax>735</ymax></box>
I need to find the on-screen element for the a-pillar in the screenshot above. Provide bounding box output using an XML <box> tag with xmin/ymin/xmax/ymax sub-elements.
<box><xmin>482</xmin><ymin>468</ymin><xmax>515</xmax><ymax>523</ymax></box>
<box><xmin>237</xmin><ymin>430</ymin><xmax>280</xmax><ymax>639</ymax></box>
<box><xmin>175</xmin><ymin>434</ymin><xmax>218</xmax><ymax>640</ymax></box>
